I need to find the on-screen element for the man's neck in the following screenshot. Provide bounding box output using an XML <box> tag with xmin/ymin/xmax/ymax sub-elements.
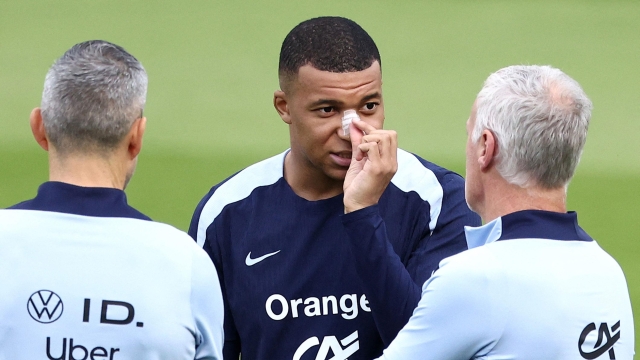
<box><xmin>479</xmin><ymin>182</ymin><xmax>567</xmax><ymax>223</ymax></box>
<box><xmin>48</xmin><ymin>152</ymin><xmax>127</xmax><ymax>190</ymax></box>
<box><xmin>283</xmin><ymin>152</ymin><xmax>344</xmax><ymax>201</ymax></box>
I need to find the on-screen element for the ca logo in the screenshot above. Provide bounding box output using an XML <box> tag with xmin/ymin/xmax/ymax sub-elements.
<box><xmin>578</xmin><ymin>321</ymin><xmax>620</xmax><ymax>359</ymax></box>
<box><xmin>27</xmin><ymin>290</ymin><xmax>63</xmax><ymax>324</ymax></box>
<box><xmin>293</xmin><ymin>331</ymin><xmax>359</xmax><ymax>360</ymax></box>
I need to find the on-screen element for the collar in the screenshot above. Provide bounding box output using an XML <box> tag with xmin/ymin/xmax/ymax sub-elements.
<box><xmin>9</xmin><ymin>181</ymin><xmax>150</xmax><ymax>220</ymax></box>
<box><xmin>464</xmin><ymin>210</ymin><xmax>592</xmax><ymax>249</ymax></box>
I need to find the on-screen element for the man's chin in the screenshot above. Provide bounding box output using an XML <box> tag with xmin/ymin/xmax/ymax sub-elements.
<box><xmin>325</xmin><ymin>167</ymin><xmax>348</xmax><ymax>183</ymax></box>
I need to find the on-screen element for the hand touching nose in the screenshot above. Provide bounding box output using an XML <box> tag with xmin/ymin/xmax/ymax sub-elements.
<box><xmin>343</xmin><ymin>119</ymin><xmax>398</xmax><ymax>213</ymax></box>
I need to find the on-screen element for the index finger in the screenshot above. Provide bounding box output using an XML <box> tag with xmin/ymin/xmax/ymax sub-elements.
<box><xmin>351</xmin><ymin>118</ymin><xmax>379</xmax><ymax>135</ymax></box>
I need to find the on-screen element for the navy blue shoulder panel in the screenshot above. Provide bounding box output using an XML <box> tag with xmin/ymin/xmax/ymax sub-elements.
<box><xmin>409</xmin><ymin>152</ymin><xmax>465</xmax><ymax>183</ymax></box>
<box><xmin>188</xmin><ymin>169</ymin><xmax>243</xmax><ymax>240</ymax></box>
<box><xmin>9</xmin><ymin>182</ymin><xmax>150</xmax><ymax>220</ymax></box>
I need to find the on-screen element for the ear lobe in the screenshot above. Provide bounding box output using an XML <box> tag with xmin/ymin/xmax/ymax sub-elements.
<box><xmin>274</xmin><ymin>90</ymin><xmax>292</xmax><ymax>124</ymax></box>
<box><xmin>478</xmin><ymin>129</ymin><xmax>496</xmax><ymax>170</ymax></box>
<box><xmin>127</xmin><ymin>117</ymin><xmax>146</xmax><ymax>159</ymax></box>
<box><xmin>30</xmin><ymin>108</ymin><xmax>50</xmax><ymax>151</ymax></box>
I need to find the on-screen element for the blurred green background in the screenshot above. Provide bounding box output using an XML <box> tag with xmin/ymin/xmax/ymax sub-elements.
<box><xmin>1</xmin><ymin>0</ymin><xmax>638</xmax><ymax>351</ymax></box>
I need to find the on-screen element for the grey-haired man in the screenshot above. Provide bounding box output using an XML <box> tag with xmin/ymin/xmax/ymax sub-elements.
<box><xmin>378</xmin><ymin>65</ymin><xmax>634</xmax><ymax>360</ymax></box>
<box><xmin>1</xmin><ymin>40</ymin><xmax>224</xmax><ymax>360</ymax></box>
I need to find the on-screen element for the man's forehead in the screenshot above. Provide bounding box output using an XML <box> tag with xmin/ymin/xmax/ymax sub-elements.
<box><xmin>289</xmin><ymin>62</ymin><xmax>382</xmax><ymax>95</ymax></box>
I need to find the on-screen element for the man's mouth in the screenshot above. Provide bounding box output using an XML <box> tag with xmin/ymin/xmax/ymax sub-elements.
<box><xmin>331</xmin><ymin>152</ymin><xmax>353</xmax><ymax>167</ymax></box>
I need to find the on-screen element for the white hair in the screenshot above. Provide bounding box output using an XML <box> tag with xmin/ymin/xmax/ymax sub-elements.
<box><xmin>473</xmin><ymin>65</ymin><xmax>592</xmax><ymax>189</ymax></box>
<box><xmin>41</xmin><ymin>40</ymin><xmax>147</xmax><ymax>154</ymax></box>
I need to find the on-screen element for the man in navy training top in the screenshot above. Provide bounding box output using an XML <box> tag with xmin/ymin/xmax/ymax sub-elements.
<box><xmin>190</xmin><ymin>16</ymin><xmax>480</xmax><ymax>360</ymax></box>
<box><xmin>1</xmin><ymin>40</ymin><xmax>224</xmax><ymax>359</ymax></box>
<box><xmin>378</xmin><ymin>65</ymin><xmax>635</xmax><ymax>359</ymax></box>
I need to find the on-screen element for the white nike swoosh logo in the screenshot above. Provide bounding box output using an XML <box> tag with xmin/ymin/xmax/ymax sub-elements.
<box><xmin>245</xmin><ymin>250</ymin><xmax>281</xmax><ymax>266</ymax></box>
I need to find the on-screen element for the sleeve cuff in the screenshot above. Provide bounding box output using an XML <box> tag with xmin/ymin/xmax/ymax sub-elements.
<box><xmin>341</xmin><ymin>204</ymin><xmax>381</xmax><ymax>224</ymax></box>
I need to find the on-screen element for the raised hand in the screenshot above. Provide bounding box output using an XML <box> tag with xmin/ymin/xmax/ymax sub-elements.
<box><xmin>343</xmin><ymin>118</ymin><xmax>398</xmax><ymax>213</ymax></box>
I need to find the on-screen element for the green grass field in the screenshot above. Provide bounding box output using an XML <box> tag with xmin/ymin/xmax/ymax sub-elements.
<box><xmin>1</xmin><ymin>0</ymin><xmax>638</xmax><ymax>352</ymax></box>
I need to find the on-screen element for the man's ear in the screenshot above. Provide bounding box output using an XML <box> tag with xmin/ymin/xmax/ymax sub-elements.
<box><xmin>478</xmin><ymin>129</ymin><xmax>496</xmax><ymax>171</ymax></box>
<box><xmin>127</xmin><ymin>117</ymin><xmax>146</xmax><ymax>159</ymax></box>
<box><xmin>274</xmin><ymin>90</ymin><xmax>292</xmax><ymax>125</ymax></box>
<box><xmin>30</xmin><ymin>108</ymin><xmax>49</xmax><ymax>151</ymax></box>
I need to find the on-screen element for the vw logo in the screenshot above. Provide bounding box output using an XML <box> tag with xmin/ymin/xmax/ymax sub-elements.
<box><xmin>27</xmin><ymin>290</ymin><xmax>63</xmax><ymax>323</ymax></box>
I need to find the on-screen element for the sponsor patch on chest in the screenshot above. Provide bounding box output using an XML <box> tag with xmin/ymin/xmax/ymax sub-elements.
<box><xmin>266</xmin><ymin>293</ymin><xmax>370</xmax><ymax>321</ymax></box>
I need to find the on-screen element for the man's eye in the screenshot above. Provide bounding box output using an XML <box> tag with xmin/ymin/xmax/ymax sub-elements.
<box><xmin>316</xmin><ymin>106</ymin><xmax>336</xmax><ymax>117</ymax></box>
<box><xmin>362</xmin><ymin>103</ymin><xmax>378</xmax><ymax>111</ymax></box>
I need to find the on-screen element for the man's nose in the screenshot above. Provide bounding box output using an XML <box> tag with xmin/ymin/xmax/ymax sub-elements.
<box><xmin>336</xmin><ymin>122</ymin><xmax>351</xmax><ymax>142</ymax></box>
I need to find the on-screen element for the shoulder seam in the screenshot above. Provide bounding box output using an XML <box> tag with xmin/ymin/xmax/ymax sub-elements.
<box><xmin>195</xmin><ymin>150</ymin><xmax>287</xmax><ymax>247</ymax></box>
<box><xmin>391</xmin><ymin>149</ymin><xmax>444</xmax><ymax>231</ymax></box>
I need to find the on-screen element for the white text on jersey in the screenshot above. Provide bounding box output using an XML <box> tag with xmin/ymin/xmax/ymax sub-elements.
<box><xmin>266</xmin><ymin>294</ymin><xmax>370</xmax><ymax>321</ymax></box>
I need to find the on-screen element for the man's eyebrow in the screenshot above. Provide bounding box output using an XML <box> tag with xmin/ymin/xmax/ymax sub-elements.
<box><xmin>308</xmin><ymin>92</ymin><xmax>382</xmax><ymax>108</ymax></box>
<box><xmin>361</xmin><ymin>92</ymin><xmax>381</xmax><ymax>102</ymax></box>
<box><xmin>308</xmin><ymin>99</ymin><xmax>344</xmax><ymax>108</ymax></box>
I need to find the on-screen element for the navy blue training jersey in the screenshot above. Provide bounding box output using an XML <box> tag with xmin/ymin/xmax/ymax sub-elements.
<box><xmin>189</xmin><ymin>149</ymin><xmax>480</xmax><ymax>360</ymax></box>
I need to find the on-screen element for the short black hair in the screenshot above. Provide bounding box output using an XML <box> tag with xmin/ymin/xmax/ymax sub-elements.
<box><xmin>278</xmin><ymin>17</ymin><xmax>381</xmax><ymax>83</ymax></box>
